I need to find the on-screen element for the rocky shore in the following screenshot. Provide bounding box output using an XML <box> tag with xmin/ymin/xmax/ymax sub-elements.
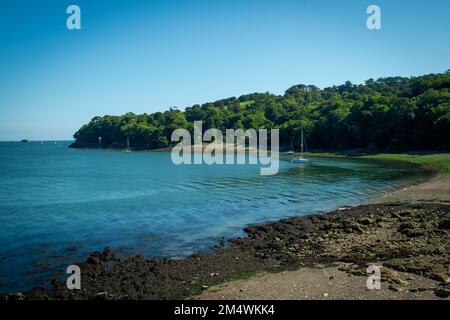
<box><xmin>4</xmin><ymin>201</ymin><xmax>449</xmax><ymax>300</ymax></box>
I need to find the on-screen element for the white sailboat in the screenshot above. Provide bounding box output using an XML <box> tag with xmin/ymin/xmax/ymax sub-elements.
<box><xmin>291</xmin><ymin>129</ymin><xmax>309</xmax><ymax>163</ymax></box>
<box><xmin>124</xmin><ymin>136</ymin><xmax>131</xmax><ymax>153</ymax></box>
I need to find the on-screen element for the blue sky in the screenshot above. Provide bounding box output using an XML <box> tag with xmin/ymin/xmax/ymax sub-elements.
<box><xmin>0</xmin><ymin>0</ymin><xmax>449</xmax><ymax>140</ymax></box>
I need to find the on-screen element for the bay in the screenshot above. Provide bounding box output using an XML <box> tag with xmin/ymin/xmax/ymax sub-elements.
<box><xmin>0</xmin><ymin>141</ymin><xmax>427</xmax><ymax>292</ymax></box>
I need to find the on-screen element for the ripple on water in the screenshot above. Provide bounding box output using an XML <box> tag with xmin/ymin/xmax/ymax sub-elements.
<box><xmin>0</xmin><ymin>142</ymin><xmax>428</xmax><ymax>292</ymax></box>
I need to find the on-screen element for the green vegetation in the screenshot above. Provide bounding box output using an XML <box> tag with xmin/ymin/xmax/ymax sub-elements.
<box><xmin>71</xmin><ymin>71</ymin><xmax>450</xmax><ymax>151</ymax></box>
<box><xmin>226</xmin><ymin>271</ymin><xmax>260</xmax><ymax>282</ymax></box>
<box><xmin>364</xmin><ymin>153</ymin><xmax>450</xmax><ymax>173</ymax></box>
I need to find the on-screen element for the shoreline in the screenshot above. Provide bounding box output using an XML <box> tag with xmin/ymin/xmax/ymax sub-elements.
<box><xmin>3</xmin><ymin>155</ymin><xmax>450</xmax><ymax>300</ymax></box>
<box><xmin>380</xmin><ymin>172</ymin><xmax>450</xmax><ymax>204</ymax></box>
<box><xmin>196</xmin><ymin>172</ymin><xmax>450</xmax><ymax>300</ymax></box>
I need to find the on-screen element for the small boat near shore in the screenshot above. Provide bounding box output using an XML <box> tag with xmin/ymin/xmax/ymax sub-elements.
<box><xmin>124</xmin><ymin>136</ymin><xmax>131</xmax><ymax>153</ymax></box>
<box><xmin>291</xmin><ymin>157</ymin><xmax>309</xmax><ymax>164</ymax></box>
<box><xmin>291</xmin><ymin>130</ymin><xmax>309</xmax><ymax>164</ymax></box>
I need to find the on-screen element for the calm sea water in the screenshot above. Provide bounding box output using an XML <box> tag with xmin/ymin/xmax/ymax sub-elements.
<box><xmin>0</xmin><ymin>141</ymin><xmax>427</xmax><ymax>292</ymax></box>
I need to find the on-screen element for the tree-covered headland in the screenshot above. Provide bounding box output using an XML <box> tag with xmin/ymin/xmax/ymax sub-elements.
<box><xmin>70</xmin><ymin>71</ymin><xmax>450</xmax><ymax>151</ymax></box>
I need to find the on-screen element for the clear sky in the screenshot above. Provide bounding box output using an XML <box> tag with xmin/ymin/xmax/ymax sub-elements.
<box><xmin>0</xmin><ymin>0</ymin><xmax>449</xmax><ymax>140</ymax></box>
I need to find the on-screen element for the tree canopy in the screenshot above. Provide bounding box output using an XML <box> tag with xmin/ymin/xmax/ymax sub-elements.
<box><xmin>71</xmin><ymin>71</ymin><xmax>450</xmax><ymax>151</ymax></box>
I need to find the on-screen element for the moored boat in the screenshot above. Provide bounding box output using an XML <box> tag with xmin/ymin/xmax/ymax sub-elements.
<box><xmin>291</xmin><ymin>130</ymin><xmax>309</xmax><ymax>164</ymax></box>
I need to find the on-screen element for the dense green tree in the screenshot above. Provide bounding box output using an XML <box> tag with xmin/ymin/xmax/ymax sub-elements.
<box><xmin>71</xmin><ymin>71</ymin><xmax>450</xmax><ymax>150</ymax></box>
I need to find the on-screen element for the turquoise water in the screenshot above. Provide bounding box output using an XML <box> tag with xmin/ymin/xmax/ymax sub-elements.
<box><xmin>0</xmin><ymin>141</ymin><xmax>426</xmax><ymax>292</ymax></box>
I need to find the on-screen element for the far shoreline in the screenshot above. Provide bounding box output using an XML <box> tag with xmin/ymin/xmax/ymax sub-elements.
<box><xmin>300</xmin><ymin>150</ymin><xmax>450</xmax><ymax>203</ymax></box>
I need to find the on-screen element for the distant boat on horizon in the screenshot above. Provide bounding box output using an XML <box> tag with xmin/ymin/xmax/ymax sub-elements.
<box><xmin>21</xmin><ymin>139</ymin><xmax>30</xmax><ymax>143</ymax></box>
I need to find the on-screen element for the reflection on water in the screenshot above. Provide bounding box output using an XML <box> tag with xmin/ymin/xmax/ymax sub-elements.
<box><xmin>0</xmin><ymin>141</ymin><xmax>427</xmax><ymax>291</ymax></box>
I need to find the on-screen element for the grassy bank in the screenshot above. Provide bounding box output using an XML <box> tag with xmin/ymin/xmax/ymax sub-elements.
<box><xmin>302</xmin><ymin>151</ymin><xmax>450</xmax><ymax>174</ymax></box>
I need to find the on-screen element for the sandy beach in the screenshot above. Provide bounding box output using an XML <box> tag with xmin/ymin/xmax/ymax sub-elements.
<box><xmin>381</xmin><ymin>173</ymin><xmax>450</xmax><ymax>204</ymax></box>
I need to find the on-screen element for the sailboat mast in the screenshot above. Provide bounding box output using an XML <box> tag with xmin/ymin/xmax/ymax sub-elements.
<box><xmin>127</xmin><ymin>136</ymin><xmax>130</xmax><ymax>149</ymax></box>
<box><xmin>301</xmin><ymin>130</ymin><xmax>304</xmax><ymax>157</ymax></box>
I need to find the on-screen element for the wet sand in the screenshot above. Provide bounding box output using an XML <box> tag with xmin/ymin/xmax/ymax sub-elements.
<box><xmin>197</xmin><ymin>265</ymin><xmax>441</xmax><ymax>300</ymax></box>
<box><xmin>381</xmin><ymin>173</ymin><xmax>450</xmax><ymax>203</ymax></box>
